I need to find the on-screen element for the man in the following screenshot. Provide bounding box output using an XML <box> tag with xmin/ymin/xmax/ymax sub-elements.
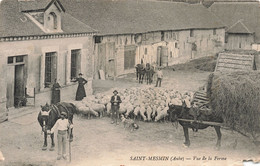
<box><xmin>155</xmin><ymin>67</ymin><xmax>163</xmax><ymax>87</ymax></box>
<box><xmin>110</xmin><ymin>90</ymin><xmax>122</xmax><ymax>125</ymax></box>
<box><xmin>49</xmin><ymin>112</ymin><xmax>73</xmax><ymax>160</ymax></box>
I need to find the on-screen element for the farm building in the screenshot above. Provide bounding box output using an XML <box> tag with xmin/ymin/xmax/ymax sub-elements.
<box><xmin>61</xmin><ymin>0</ymin><xmax>225</xmax><ymax>78</ymax></box>
<box><xmin>209</xmin><ymin>1</ymin><xmax>260</xmax><ymax>50</ymax></box>
<box><xmin>0</xmin><ymin>0</ymin><xmax>96</xmax><ymax>118</ymax></box>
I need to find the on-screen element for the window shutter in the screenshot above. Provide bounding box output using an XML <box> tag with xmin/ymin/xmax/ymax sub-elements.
<box><xmin>51</xmin><ymin>53</ymin><xmax>57</xmax><ymax>84</ymax></box>
<box><xmin>77</xmin><ymin>50</ymin><xmax>82</xmax><ymax>75</ymax></box>
<box><xmin>66</xmin><ymin>50</ymin><xmax>71</xmax><ymax>84</ymax></box>
<box><xmin>40</xmin><ymin>54</ymin><xmax>45</xmax><ymax>91</ymax></box>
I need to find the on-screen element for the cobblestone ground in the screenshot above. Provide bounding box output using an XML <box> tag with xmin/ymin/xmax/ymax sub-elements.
<box><xmin>0</xmin><ymin>70</ymin><xmax>259</xmax><ymax>166</ymax></box>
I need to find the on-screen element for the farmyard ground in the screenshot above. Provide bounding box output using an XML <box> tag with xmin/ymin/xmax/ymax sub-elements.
<box><xmin>0</xmin><ymin>70</ymin><xmax>259</xmax><ymax>166</ymax></box>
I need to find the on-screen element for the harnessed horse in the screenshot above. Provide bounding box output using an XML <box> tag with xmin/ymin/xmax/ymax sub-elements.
<box><xmin>167</xmin><ymin>101</ymin><xmax>223</xmax><ymax>149</ymax></box>
<box><xmin>37</xmin><ymin>102</ymin><xmax>78</xmax><ymax>151</ymax></box>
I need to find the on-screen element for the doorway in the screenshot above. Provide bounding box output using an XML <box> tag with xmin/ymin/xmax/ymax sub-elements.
<box><xmin>14</xmin><ymin>65</ymin><xmax>25</xmax><ymax>107</ymax></box>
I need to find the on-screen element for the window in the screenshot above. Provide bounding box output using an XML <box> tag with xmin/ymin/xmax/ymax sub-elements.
<box><xmin>170</xmin><ymin>51</ymin><xmax>172</xmax><ymax>58</ymax></box>
<box><xmin>225</xmin><ymin>33</ymin><xmax>228</xmax><ymax>43</ymax></box>
<box><xmin>95</xmin><ymin>36</ymin><xmax>102</xmax><ymax>43</ymax></box>
<box><xmin>7</xmin><ymin>55</ymin><xmax>25</xmax><ymax>64</ymax></box>
<box><xmin>213</xmin><ymin>29</ymin><xmax>216</xmax><ymax>35</ymax></box>
<box><xmin>239</xmin><ymin>42</ymin><xmax>242</xmax><ymax>48</ymax></box>
<box><xmin>16</xmin><ymin>56</ymin><xmax>24</xmax><ymax>63</ymax></box>
<box><xmin>49</xmin><ymin>12</ymin><xmax>57</xmax><ymax>29</ymax></box>
<box><xmin>145</xmin><ymin>48</ymin><xmax>148</xmax><ymax>55</ymax></box>
<box><xmin>71</xmin><ymin>49</ymin><xmax>81</xmax><ymax>80</ymax></box>
<box><xmin>175</xmin><ymin>43</ymin><xmax>178</xmax><ymax>48</ymax></box>
<box><xmin>190</xmin><ymin>30</ymin><xmax>194</xmax><ymax>37</ymax></box>
<box><xmin>8</xmin><ymin>57</ymin><xmax>14</xmax><ymax>64</ymax></box>
<box><xmin>161</xmin><ymin>32</ymin><xmax>164</xmax><ymax>41</ymax></box>
<box><xmin>45</xmin><ymin>52</ymin><xmax>57</xmax><ymax>88</ymax></box>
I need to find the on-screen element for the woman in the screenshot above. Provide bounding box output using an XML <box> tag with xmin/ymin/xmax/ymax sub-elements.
<box><xmin>72</xmin><ymin>73</ymin><xmax>88</xmax><ymax>101</ymax></box>
<box><xmin>51</xmin><ymin>79</ymin><xmax>61</xmax><ymax>104</ymax></box>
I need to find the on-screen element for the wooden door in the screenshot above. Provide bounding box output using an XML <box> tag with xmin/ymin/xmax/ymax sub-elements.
<box><xmin>14</xmin><ymin>65</ymin><xmax>25</xmax><ymax>105</ymax></box>
<box><xmin>6</xmin><ymin>66</ymin><xmax>15</xmax><ymax>107</ymax></box>
<box><xmin>106</xmin><ymin>42</ymin><xmax>115</xmax><ymax>77</ymax></box>
<box><xmin>124</xmin><ymin>45</ymin><xmax>136</xmax><ymax>70</ymax></box>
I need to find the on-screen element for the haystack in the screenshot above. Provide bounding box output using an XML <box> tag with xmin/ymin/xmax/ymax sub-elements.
<box><xmin>207</xmin><ymin>71</ymin><xmax>260</xmax><ymax>140</ymax></box>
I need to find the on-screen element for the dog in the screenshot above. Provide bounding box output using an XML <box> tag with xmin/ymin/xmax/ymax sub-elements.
<box><xmin>121</xmin><ymin>115</ymin><xmax>139</xmax><ymax>132</ymax></box>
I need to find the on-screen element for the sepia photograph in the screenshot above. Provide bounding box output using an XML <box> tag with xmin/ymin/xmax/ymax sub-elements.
<box><xmin>0</xmin><ymin>0</ymin><xmax>260</xmax><ymax>165</ymax></box>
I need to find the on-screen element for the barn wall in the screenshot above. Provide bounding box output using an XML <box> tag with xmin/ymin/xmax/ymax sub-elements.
<box><xmin>95</xmin><ymin>28</ymin><xmax>225</xmax><ymax>77</ymax></box>
<box><xmin>0</xmin><ymin>53</ymin><xmax>7</xmax><ymax>122</ymax></box>
<box><xmin>0</xmin><ymin>35</ymin><xmax>94</xmax><ymax>107</ymax></box>
<box><xmin>226</xmin><ymin>34</ymin><xmax>254</xmax><ymax>50</ymax></box>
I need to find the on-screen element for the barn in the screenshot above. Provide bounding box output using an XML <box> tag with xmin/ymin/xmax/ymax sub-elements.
<box><xmin>0</xmin><ymin>0</ymin><xmax>96</xmax><ymax>120</ymax></box>
<box><xmin>209</xmin><ymin>1</ymin><xmax>260</xmax><ymax>50</ymax></box>
<box><xmin>61</xmin><ymin>0</ymin><xmax>225</xmax><ymax>78</ymax></box>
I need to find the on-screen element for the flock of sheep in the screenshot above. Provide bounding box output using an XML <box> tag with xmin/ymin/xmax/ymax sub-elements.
<box><xmin>69</xmin><ymin>87</ymin><xmax>194</xmax><ymax>122</ymax></box>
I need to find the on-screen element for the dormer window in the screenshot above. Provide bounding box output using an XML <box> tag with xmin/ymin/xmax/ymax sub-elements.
<box><xmin>49</xmin><ymin>12</ymin><xmax>58</xmax><ymax>30</ymax></box>
<box><xmin>22</xmin><ymin>0</ymin><xmax>64</xmax><ymax>33</ymax></box>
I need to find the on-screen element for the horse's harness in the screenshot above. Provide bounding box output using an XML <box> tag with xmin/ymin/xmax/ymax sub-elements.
<box><xmin>40</xmin><ymin>103</ymin><xmax>71</xmax><ymax>132</ymax></box>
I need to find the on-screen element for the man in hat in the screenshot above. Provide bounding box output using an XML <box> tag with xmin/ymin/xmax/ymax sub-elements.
<box><xmin>110</xmin><ymin>90</ymin><xmax>122</xmax><ymax>125</ymax></box>
<box><xmin>155</xmin><ymin>67</ymin><xmax>163</xmax><ymax>87</ymax></box>
<box><xmin>72</xmin><ymin>73</ymin><xmax>88</xmax><ymax>101</ymax></box>
<box><xmin>49</xmin><ymin>112</ymin><xmax>73</xmax><ymax>160</ymax></box>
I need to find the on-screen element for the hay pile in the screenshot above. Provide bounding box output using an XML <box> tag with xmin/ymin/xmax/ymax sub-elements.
<box><xmin>207</xmin><ymin>71</ymin><xmax>260</xmax><ymax>140</ymax></box>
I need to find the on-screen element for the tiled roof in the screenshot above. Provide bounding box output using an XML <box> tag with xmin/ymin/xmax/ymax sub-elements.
<box><xmin>0</xmin><ymin>0</ymin><xmax>96</xmax><ymax>38</ymax></box>
<box><xmin>227</xmin><ymin>20</ymin><xmax>253</xmax><ymax>34</ymax></box>
<box><xmin>209</xmin><ymin>2</ymin><xmax>260</xmax><ymax>42</ymax></box>
<box><xmin>61</xmin><ymin>0</ymin><xmax>225</xmax><ymax>35</ymax></box>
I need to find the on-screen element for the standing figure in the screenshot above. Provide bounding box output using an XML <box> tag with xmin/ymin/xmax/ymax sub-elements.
<box><xmin>139</xmin><ymin>63</ymin><xmax>145</xmax><ymax>84</ymax></box>
<box><xmin>135</xmin><ymin>64</ymin><xmax>141</xmax><ymax>80</ymax></box>
<box><xmin>51</xmin><ymin>79</ymin><xmax>61</xmax><ymax>104</ymax></box>
<box><xmin>72</xmin><ymin>73</ymin><xmax>88</xmax><ymax>101</ymax></box>
<box><xmin>150</xmin><ymin>66</ymin><xmax>155</xmax><ymax>83</ymax></box>
<box><xmin>110</xmin><ymin>90</ymin><xmax>122</xmax><ymax>125</ymax></box>
<box><xmin>49</xmin><ymin>112</ymin><xmax>73</xmax><ymax>160</ymax></box>
<box><xmin>145</xmin><ymin>63</ymin><xmax>152</xmax><ymax>85</ymax></box>
<box><xmin>155</xmin><ymin>67</ymin><xmax>163</xmax><ymax>87</ymax></box>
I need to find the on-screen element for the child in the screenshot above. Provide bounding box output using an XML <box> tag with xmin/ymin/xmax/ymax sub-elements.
<box><xmin>49</xmin><ymin>112</ymin><xmax>73</xmax><ymax>160</ymax></box>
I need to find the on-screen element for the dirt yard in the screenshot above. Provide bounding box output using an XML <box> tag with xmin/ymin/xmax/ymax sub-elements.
<box><xmin>0</xmin><ymin>69</ymin><xmax>259</xmax><ymax>166</ymax></box>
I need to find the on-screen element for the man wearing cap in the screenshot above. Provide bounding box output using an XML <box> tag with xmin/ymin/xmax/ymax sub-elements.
<box><xmin>110</xmin><ymin>90</ymin><xmax>122</xmax><ymax>125</ymax></box>
<box><xmin>49</xmin><ymin>112</ymin><xmax>73</xmax><ymax>160</ymax></box>
<box><xmin>72</xmin><ymin>73</ymin><xmax>88</xmax><ymax>101</ymax></box>
<box><xmin>155</xmin><ymin>67</ymin><xmax>163</xmax><ymax>87</ymax></box>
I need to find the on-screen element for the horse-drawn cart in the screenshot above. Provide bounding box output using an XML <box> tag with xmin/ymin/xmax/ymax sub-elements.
<box><xmin>168</xmin><ymin>87</ymin><xmax>224</xmax><ymax>148</ymax></box>
<box><xmin>177</xmin><ymin>88</ymin><xmax>224</xmax><ymax>127</ymax></box>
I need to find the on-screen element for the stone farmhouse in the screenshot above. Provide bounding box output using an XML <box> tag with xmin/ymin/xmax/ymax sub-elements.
<box><xmin>0</xmin><ymin>0</ymin><xmax>226</xmax><ymax>120</ymax></box>
<box><xmin>0</xmin><ymin>0</ymin><xmax>96</xmax><ymax>116</ymax></box>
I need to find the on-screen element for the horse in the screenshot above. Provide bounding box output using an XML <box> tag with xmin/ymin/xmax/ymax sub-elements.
<box><xmin>137</xmin><ymin>64</ymin><xmax>145</xmax><ymax>84</ymax></box>
<box><xmin>167</xmin><ymin>101</ymin><xmax>223</xmax><ymax>149</ymax></box>
<box><xmin>37</xmin><ymin>102</ymin><xmax>78</xmax><ymax>151</ymax></box>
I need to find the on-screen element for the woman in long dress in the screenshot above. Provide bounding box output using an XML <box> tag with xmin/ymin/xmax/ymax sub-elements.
<box><xmin>72</xmin><ymin>73</ymin><xmax>88</xmax><ymax>101</ymax></box>
<box><xmin>51</xmin><ymin>79</ymin><xmax>61</xmax><ymax>104</ymax></box>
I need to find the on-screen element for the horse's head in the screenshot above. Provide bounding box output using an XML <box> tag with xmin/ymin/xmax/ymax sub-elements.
<box><xmin>38</xmin><ymin>103</ymin><xmax>52</xmax><ymax>133</ymax></box>
<box><xmin>167</xmin><ymin>103</ymin><xmax>182</xmax><ymax>122</ymax></box>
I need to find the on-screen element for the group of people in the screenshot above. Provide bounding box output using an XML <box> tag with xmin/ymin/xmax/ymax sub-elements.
<box><xmin>49</xmin><ymin>64</ymin><xmax>164</xmax><ymax>160</ymax></box>
<box><xmin>49</xmin><ymin>73</ymin><xmax>88</xmax><ymax>161</ymax></box>
<box><xmin>135</xmin><ymin>62</ymin><xmax>164</xmax><ymax>87</ymax></box>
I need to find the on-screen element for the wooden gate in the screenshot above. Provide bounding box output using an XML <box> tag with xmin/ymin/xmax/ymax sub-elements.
<box><xmin>157</xmin><ymin>46</ymin><xmax>168</xmax><ymax>66</ymax></box>
<box><xmin>106</xmin><ymin>43</ymin><xmax>115</xmax><ymax>77</ymax></box>
<box><xmin>124</xmin><ymin>45</ymin><xmax>136</xmax><ymax>70</ymax></box>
